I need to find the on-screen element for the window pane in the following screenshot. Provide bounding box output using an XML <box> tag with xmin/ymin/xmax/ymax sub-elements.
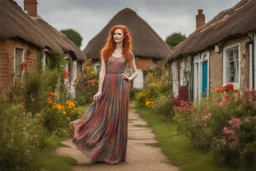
<box><xmin>227</xmin><ymin>47</ymin><xmax>239</xmax><ymax>83</ymax></box>
<box><xmin>15</xmin><ymin>48</ymin><xmax>23</xmax><ymax>77</ymax></box>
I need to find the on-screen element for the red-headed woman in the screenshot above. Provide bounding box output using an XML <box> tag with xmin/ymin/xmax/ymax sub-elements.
<box><xmin>69</xmin><ymin>25</ymin><xmax>138</xmax><ymax>165</ymax></box>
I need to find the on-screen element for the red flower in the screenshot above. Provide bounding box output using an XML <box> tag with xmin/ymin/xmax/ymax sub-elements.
<box><xmin>224</xmin><ymin>93</ymin><xmax>230</xmax><ymax>100</ymax></box>
<box><xmin>22</xmin><ymin>61</ymin><xmax>29</xmax><ymax>69</ymax></box>
<box><xmin>223</xmin><ymin>84</ymin><xmax>234</xmax><ymax>91</ymax></box>
<box><xmin>49</xmin><ymin>92</ymin><xmax>56</xmax><ymax>98</ymax></box>
<box><xmin>62</xmin><ymin>70</ymin><xmax>71</xmax><ymax>78</ymax></box>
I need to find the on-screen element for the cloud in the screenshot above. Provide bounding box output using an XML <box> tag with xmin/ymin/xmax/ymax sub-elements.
<box><xmin>15</xmin><ymin>0</ymin><xmax>240</xmax><ymax>50</ymax></box>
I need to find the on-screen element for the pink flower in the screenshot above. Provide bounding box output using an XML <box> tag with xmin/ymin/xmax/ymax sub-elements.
<box><xmin>223</xmin><ymin>127</ymin><xmax>235</xmax><ymax>136</ymax></box>
<box><xmin>243</xmin><ymin>88</ymin><xmax>249</xmax><ymax>94</ymax></box>
<box><xmin>231</xmin><ymin>139</ymin><xmax>239</xmax><ymax>146</ymax></box>
<box><xmin>250</xmin><ymin>89</ymin><xmax>255</xmax><ymax>95</ymax></box>
<box><xmin>219</xmin><ymin>100</ymin><xmax>225</xmax><ymax>107</ymax></box>
<box><xmin>222</xmin><ymin>138</ymin><xmax>227</xmax><ymax>145</ymax></box>
<box><xmin>244</xmin><ymin>117</ymin><xmax>250</xmax><ymax>123</ymax></box>
<box><xmin>228</xmin><ymin>118</ymin><xmax>241</xmax><ymax>130</ymax></box>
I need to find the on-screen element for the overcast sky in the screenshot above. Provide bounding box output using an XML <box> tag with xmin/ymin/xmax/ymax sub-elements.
<box><xmin>15</xmin><ymin>0</ymin><xmax>240</xmax><ymax>50</ymax></box>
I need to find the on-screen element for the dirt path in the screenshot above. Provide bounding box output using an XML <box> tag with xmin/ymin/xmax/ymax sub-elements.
<box><xmin>56</xmin><ymin>102</ymin><xmax>179</xmax><ymax>171</ymax></box>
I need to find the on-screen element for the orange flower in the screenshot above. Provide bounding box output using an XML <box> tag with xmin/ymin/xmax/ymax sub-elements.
<box><xmin>215</xmin><ymin>87</ymin><xmax>223</xmax><ymax>93</ymax></box>
<box><xmin>46</xmin><ymin>98</ymin><xmax>53</xmax><ymax>104</ymax></box>
<box><xmin>49</xmin><ymin>92</ymin><xmax>56</xmax><ymax>98</ymax></box>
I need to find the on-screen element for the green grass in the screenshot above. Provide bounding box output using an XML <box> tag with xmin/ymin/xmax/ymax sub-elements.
<box><xmin>77</xmin><ymin>103</ymin><xmax>91</xmax><ymax>114</ymax></box>
<box><xmin>135</xmin><ymin>104</ymin><xmax>234</xmax><ymax>171</ymax></box>
<box><xmin>34</xmin><ymin>135</ymin><xmax>77</xmax><ymax>171</ymax></box>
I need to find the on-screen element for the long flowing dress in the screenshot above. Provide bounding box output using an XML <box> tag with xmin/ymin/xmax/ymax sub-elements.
<box><xmin>69</xmin><ymin>53</ymin><xmax>134</xmax><ymax>164</ymax></box>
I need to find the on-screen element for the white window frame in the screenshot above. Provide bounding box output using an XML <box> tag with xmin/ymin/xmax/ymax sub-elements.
<box><xmin>13</xmin><ymin>46</ymin><xmax>25</xmax><ymax>85</ymax></box>
<box><xmin>223</xmin><ymin>43</ymin><xmax>241</xmax><ymax>89</ymax></box>
<box><xmin>253</xmin><ymin>33</ymin><xmax>256</xmax><ymax>88</ymax></box>
<box><xmin>41</xmin><ymin>49</ymin><xmax>47</xmax><ymax>70</ymax></box>
<box><xmin>171</xmin><ymin>62</ymin><xmax>179</xmax><ymax>97</ymax></box>
<box><xmin>72</xmin><ymin>60</ymin><xmax>77</xmax><ymax>82</ymax></box>
<box><xmin>193</xmin><ymin>51</ymin><xmax>210</xmax><ymax>101</ymax></box>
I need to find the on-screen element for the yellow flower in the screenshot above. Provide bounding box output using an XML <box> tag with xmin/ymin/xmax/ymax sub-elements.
<box><xmin>66</xmin><ymin>117</ymin><xmax>71</xmax><ymax>121</ymax></box>
<box><xmin>91</xmin><ymin>71</ymin><xmax>95</xmax><ymax>75</ymax></box>
<box><xmin>145</xmin><ymin>101</ymin><xmax>151</xmax><ymax>106</ymax></box>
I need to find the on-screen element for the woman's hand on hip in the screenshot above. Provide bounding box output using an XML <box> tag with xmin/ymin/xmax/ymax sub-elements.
<box><xmin>121</xmin><ymin>73</ymin><xmax>131</xmax><ymax>81</ymax></box>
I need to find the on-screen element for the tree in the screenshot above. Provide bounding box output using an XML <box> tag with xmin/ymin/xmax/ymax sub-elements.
<box><xmin>165</xmin><ymin>32</ymin><xmax>186</xmax><ymax>48</ymax></box>
<box><xmin>61</xmin><ymin>29</ymin><xmax>83</xmax><ymax>48</ymax></box>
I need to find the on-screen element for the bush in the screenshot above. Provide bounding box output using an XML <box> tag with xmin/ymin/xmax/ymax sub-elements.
<box><xmin>75</xmin><ymin>59</ymin><xmax>98</xmax><ymax>105</ymax></box>
<box><xmin>0</xmin><ymin>98</ymin><xmax>47</xmax><ymax>171</ymax></box>
<box><xmin>174</xmin><ymin>84</ymin><xmax>256</xmax><ymax>170</ymax></box>
<box><xmin>172</xmin><ymin>85</ymin><xmax>189</xmax><ymax>106</ymax></box>
<box><xmin>152</xmin><ymin>94</ymin><xmax>174</xmax><ymax>120</ymax></box>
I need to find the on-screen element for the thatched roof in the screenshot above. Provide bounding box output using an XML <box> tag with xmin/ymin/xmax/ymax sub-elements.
<box><xmin>0</xmin><ymin>0</ymin><xmax>86</xmax><ymax>61</ymax></box>
<box><xmin>83</xmin><ymin>8</ymin><xmax>172</xmax><ymax>60</ymax></box>
<box><xmin>168</xmin><ymin>0</ymin><xmax>256</xmax><ymax>60</ymax></box>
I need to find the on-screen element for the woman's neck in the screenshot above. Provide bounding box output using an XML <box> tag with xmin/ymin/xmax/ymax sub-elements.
<box><xmin>115</xmin><ymin>42</ymin><xmax>123</xmax><ymax>50</ymax></box>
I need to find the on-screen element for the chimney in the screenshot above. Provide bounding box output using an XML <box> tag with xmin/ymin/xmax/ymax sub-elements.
<box><xmin>196</xmin><ymin>9</ymin><xmax>205</xmax><ymax>30</ymax></box>
<box><xmin>24</xmin><ymin>0</ymin><xmax>38</xmax><ymax>17</ymax></box>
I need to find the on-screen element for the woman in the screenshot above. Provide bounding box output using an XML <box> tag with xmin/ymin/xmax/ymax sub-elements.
<box><xmin>69</xmin><ymin>25</ymin><xmax>138</xmax><ymax>165</ymax></box>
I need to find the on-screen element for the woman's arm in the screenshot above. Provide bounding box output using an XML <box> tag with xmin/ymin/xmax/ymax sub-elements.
<box><xmin>121</xmin><ymin>52</ymin><xmax>138</xmax><ymax>81</ymax></box>
<box><xmin>93</xmin><ymin>54</ymin><xmax>106</xmax><ymax>101</ymax></box>
<box><xmin>127</xmin><ymin>57</ymin><xmax>138</xmax><ymax>81</ymax></box>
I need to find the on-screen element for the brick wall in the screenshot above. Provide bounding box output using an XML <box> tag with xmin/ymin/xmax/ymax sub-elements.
<box><xmin>0</xmin><ymin>39</ymin><xmax>41</xmax><ymax>96</ymax></box>
<box><xmin>135</xmin><ymin>57</ymin><xmax>156</xmax><ymax>70</ymax></box>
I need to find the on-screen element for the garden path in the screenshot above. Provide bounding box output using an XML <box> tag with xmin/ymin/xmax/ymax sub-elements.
<box><xmin>56</xmin><ymin>102</ymin><xmax>179</xmax><ymax>171</ymax></box>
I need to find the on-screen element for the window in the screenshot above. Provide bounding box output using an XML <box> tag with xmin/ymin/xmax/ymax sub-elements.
<box><xmin>14</xmin><ymin>47</ymin><xmax>24</xmax><ymax>79</ymax></box>
<box><xmin>223</xmin><ymin>44</ymin><xmax>240</xmax><ymax>88</ymax></box>
<box><xmin>227</xmin><ymin>48</ymin><xmax>239</xmax><ymax>83</ymax></box>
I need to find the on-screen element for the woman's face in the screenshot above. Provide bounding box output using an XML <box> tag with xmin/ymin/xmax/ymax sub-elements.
<box><xmin>113</xmin><ymin>29</ymin><xmax>125</xmax><ymax>43</ymax></box>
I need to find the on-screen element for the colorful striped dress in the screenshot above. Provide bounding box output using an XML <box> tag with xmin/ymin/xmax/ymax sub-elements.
<box><xmin>69</xmin><ymin>53</ymin><xmax>134</xmax><ymax>164</ymax></box>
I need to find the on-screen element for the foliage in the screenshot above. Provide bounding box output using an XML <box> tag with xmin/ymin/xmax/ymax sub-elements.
<box><xmin>0</xmin><ymin>52</ymin><xmax>80</xmax><ymax>170</ymax></box>
<box><xmin>75</xmin><ymin>59</ymin><xmax>99</xmax><ymax>105</ymax></box>
<box><xmin>0</xmin><ymin>98</ymin><xmax>48</xmax><ymax>171</ymax></box>
<box><xmin>61</xmin><ymin>29</ymin><xmax>83</xmax><ymax>48</ymax></box>
<box><xmin>152</xmin><ymin>93</ymin><xmax>174</xmax><ymax>120</ymax></box>
<box><xmin>165</xmin><ymin>32</ymin><xmax>186</xmax><ymax>48</ymax></box>
<box><xmin>174</xmin><ymin>84</ymin><xmax>256</xmax><ymax>170</ymax></box>
<box><xmin>43</xmin><ymin>93</ymin><xmax>80</xmax><ymax>134</ymax></box>
<box><xmin>172</xmin><ymin>85</ymin><xmax>189</xmax><ymax>106</ymax></box>
<box><xmin>135</xmin><ymin>62</ymin><xmax>174</xmax><ymax>120</ymax></box>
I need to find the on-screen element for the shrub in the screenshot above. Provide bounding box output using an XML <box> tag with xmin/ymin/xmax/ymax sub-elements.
<box><xmin>152</xmin><ymin>94</ymin><xmax>174</xmax><ymax>120</ymax></box>
<box><xmin>75</xmin><ymin>59</ymin><xmax>98</xmax><ymax>105</ymax></box>
<box><xmin>172</xmin><ymin>85</ymin><xmax>189</xmax><ymax>106</ymax></box>
<box><xmin>174</xmin><ymin>84</ymin><xmax>256</xmax><ymax>170</ymax></box>
<box><xmin>0</xmin><ymin>98</ymin><xmax>47</xmax><ymax>171</ymax></box>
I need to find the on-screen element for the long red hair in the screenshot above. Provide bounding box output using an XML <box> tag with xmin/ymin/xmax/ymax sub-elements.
<box><xmin>100</xmin><ymin>25</ymin><xmax>132</xmax><ymax>65</ymax></box>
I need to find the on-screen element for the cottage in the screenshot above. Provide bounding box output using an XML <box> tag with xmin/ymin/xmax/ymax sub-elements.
<box><xmin>83</xmin><ymin>8</ymin><xmax>172</xmax><ymax>88</ymax></box>
<box><xmin>169</xmin><ymin>0</ymin><xmax>256</xmax><ymax>101</ymax></box>
<box><xmin>0</xmin><ymin>0</ymin><xmax>86</xmax><ymax>98</ymax></box>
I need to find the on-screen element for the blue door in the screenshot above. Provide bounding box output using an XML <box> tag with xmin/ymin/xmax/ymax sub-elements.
<box><xmin>202</xmin><ymin>62</ymin><xmax>208</xmax><ymax>98</ymax></box>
